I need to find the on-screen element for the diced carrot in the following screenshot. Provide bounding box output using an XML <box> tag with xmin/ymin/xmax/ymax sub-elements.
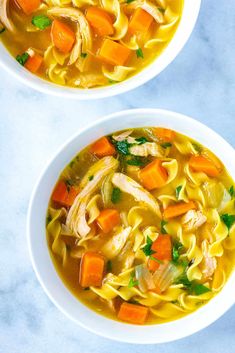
<box><xmin>202</xmin><ymin>150</ymin><xmax>222</xmax><ymax>171</ymax></box>
<box><xmin>90</xmin><ymin>136</ymin><xmax>116</xmax><ymax>157</ymax></box>
<box><xmin>51</xmin><ymin>181</ymin><xmax>79</xmax><ymax>207</ymax></box>
<box><xmin>189</xmin><ymin>155</ymin><xmax>220</xmax><ymax>177</ymax></box>
<box><xmin>117</xmin><ymin>302</ymin><xmax>149</xmax><ymax>324</ymax></box>
<box><xmin>148</xmin><ymin>234</ymin><xmax>172</xmax><ymax>272</ymax></box>
<box><xmin>129</xmin><ymin>8</ymin><xmax>153</xmax><ymax>34</ymax></box>
<box><xmin>96</xmin><ymin>209</ymin><xmax>120</xmax><ymax>233</ymax></box>
<box><xmin>79</xmin><ymin>251</ymin><xmax>105</xmax><ymax>287</ymax></box>
<box><xmin>25</xmin><ymin>51</ymin><xmax>43</xmax><ymax>73</ymax></box>
<box><xmin>154</xmin><ymin>127</ymin><xmax>176</xmax><ymax>142</ymax></box>
<box><xmin>86</xmin><ymin>7</ymin><xmax>114</xmax><ymax>36</ymax></box>
<box><xmin>139</xmin><ymin>159</ymin><xmax>168</xmax><ymax>190</ymax></box>
<box><xmin>51</xmin><ymin>19</ymin><xmax>75</xmax><ymax>53</ymax></box>
<box><xmin>99</xmin><ymin>39</ymin><xmax>131</xmax><ymax>66</ymax></box>
<box><xmin>163</xmin><ymin>201</ymin><xmax>196</xmax><ymax>219</ymax></box>
<box><xmin>16</xmin><ymin>0</ymin><xmax>41</xmax><ymax>15</ymax></box>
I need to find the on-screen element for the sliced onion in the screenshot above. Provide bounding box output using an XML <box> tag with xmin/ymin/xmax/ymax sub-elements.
<box><xmin>153</xmin><ymin>262</ymin><xmax>182</xmax><ymax>293</ymax></box>
<box><xmin>135</xmin><ymin>264</ymin><xmax>155</xmax><ymax>292</ymax></box>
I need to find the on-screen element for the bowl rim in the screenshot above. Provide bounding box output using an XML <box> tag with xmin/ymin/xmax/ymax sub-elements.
<box><xmin>27</xmin><ymin>108</ymin><xmax>235</xmax><ymax>344</ymax></box>
<box><xmin>0</xmin><ymin>0</ymin><xmax>201</xmax><ymax>99</ymax></box>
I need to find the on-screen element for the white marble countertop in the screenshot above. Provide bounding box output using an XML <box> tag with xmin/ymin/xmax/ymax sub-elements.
<box><xmin>1</xmin><ymin>1</ymin><xmax>235</xmax><ymax>352</ymax></box>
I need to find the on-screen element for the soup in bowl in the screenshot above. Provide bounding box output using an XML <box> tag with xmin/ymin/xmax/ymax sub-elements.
<box><xmin>28</xmin><ymin>109</ymin><xmax>235</xmax><ymax>343</ymax></box>
<box><xmin>0</xmin><ymin>1</ymin><xmax>201</xmax><ymax>98</ymax></box>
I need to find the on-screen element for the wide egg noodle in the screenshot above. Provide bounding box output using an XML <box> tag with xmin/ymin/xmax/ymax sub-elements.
<box><xmin>47</xmin><ymin>207</ymin><xmax>68</xmax><ymax>266</ymax></box>
<box><xmin>101</xmin><ymin>0</ymin><xmax>128</xmax><ymax>40</ymax></box>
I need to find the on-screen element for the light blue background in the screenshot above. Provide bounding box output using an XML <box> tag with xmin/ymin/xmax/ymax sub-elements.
<box><xmin>1</xmin><ymin>1</ymin><xmax>235</xmax><ymax>352</ymax></box>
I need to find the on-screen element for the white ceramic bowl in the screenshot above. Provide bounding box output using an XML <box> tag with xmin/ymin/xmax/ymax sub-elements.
<box><xmin>28</xmin><ymin>109</ymin><xmax>235</xmax><ymax>343</ymax></box>
<box><xmin>0</xmin><ymin>0</ymin><xmax>201</xmax><ymax>99</ymax></box>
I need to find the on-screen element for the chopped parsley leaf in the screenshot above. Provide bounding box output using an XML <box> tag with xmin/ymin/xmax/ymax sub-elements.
<box><xmin>192</xmin><ymin>143</ymin><xmax>202</xmax><ymax>153</ymax></box>
<box><xmin>106</xmin><ymin>260</ymin><xmax>112</xmax><ymax>272</ymax></box>
<box><xmin>158</xmin><ymin>7</ymin><xmax>165</xmax><ymax>13</ymax></box>
<box><xmin>161</xmin><ymin>142</ymin><xmax>172</xmax><ymax>149</ymax></box>
<box><xmin>81</xmin><ymin>52</ymin><xmax>87</xmax><ymax>58</ymax></box>
<box><xmin>175</xmin><ymin>273</ymin><xmax>210</xmax><ymax>295</ymax></box>
<box><xmin>111</xmin><ymin>187</ymin><xmax>121</xmax><ymax>204</ymax></box>
<box><xmin>88</xmin><ymin>175</ymin><xmax>94</xmax><ymax>181</ymax></box>
<box><xmin>229</xmin><ymin>185</ymin><xmax>235</xmax><ymax>198</ymax></box>
<box><xmin>142</xmin><ymin>236</ymin><xmax>155</xmax><ymax>256</ymax></box>
<box><xmin>149</xmin><ymin>255</ymin><xmax>163</xmax><ymax>264</ymax></box>
<box><xmin>160</xmin><ymin>220</ymin><xmax>168</xmax><ymax>234</ymax></box>
<box><xmin>0</xmin><ymin>27</ymin><xmax>5</xmax><ymax>34</ymax></box>
<box><xmin>135</xmin><ymin>137</ymin><xmax>148</xmax><ymax>145</ymax></box>
<box><xmin>115</xmin><ymin>139</ymin><xmax>131</xmax><ymax>155</ymax></box>
<box><xmin>16</xmin><ymin>52</ymin><xmax>29</xmax><ymax>66</ymax></box>
<box><xmin>172</xmin><ymin>241</ymin><xmax>183</xmax><ymax>263</ymax></box>
<box><xmin>108</xmin><ymin>79</ymin><xmax>117</xmax><ymax>84</ymax></box>
<box><xmin>46</xmin><ymin>215</ymin><xmax>52</xmax><ymax>225</ymax></box>
<box><xmin>175</xmin><ymin>185</ymin><xmax>183</xmax><ymax>199</ymax></box>
<box><xmin>127</xmin><ymin>156</ymin><xmax>149</xmax><ymax>167</ymax></box>
<box><xmin>136</xmin><ymin>48</ymin><xmax>144</xmax><ymax>59</ymax></box>
<box><xmin>221</xmin><ymin>214</ymin><xmax>235</xmax><ymax>230</ymax></box>
<box><xmin>32</xmin><ymin>15</ymin><xmax>52</xmax><ymax>30</ymax></box>
<box><xmin>128</xmin><ymin>272</ymin><xmax>139</xmax><ymax>288</ymax></box>
<box><xmin>69</xmin><ymin>161</ymin><xmax>75</xmax><ymax>168</ymax></box>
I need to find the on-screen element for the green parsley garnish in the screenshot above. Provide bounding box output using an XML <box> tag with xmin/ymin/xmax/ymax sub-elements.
<box><xmin>81</xmin><ymin>53</ymin><xmax>87</xmax><ymax>58</ymax></box>
<box><xmin>158</xmin><ymin>7</ymin><xmax>165</xmax><ymax>13</ymax></box>
<box><xmin>149</xmin><ymin>256</ymin><xmax>163</xmax><ymax>264</ymax></box>
<box><xmin>106</xmin><ymin>260</ymin><xmax>112</xmax><ymax>272</ymax></box>
<box><xmin>127</xmin><ymin>156</ymin><xmax>149</xmax><ymax>167</ymax></box>
<box><xmin>0</xmin><ymin>27</ymin><xmax>5</xmax><ymax>34</ymax></box>
<box><xmin>142</xmin><ymin>236</ymin><xmax>155</xmax><ymax>257</ymax></box>
<box><xmin>128</xmin><ymin>272</ymin><xmax>139</xmax><ymax>288</ymax></box>
<box><xmin>161</xmin><ymin>142</ymin><xmax>172</xmax><ymax>149</ymax></box>
<box><xmin>221</xmin><ymin>214</ymin><xmax>235</xmax><ymax>230</ymax></box>
<box><xmin>175</xmin><ymin>185</ymin><xmax>183</xmax><ymax>199</ymax></box>
<box><xmin>192</xmin><ymin>143</ymin><xmax>202</xmax><ymax>153</ymax></box>
<box><xmin>135</xmin><ymin>137</ymin><xmax>148</xmax><ymax>145</ymax></box>
<box><xmin>16</xmin><ymin>52</ymin><xmax>29</xmax><ymax>66</ymax></box>
<box><xmin>69</xmin><ymin>161</ymin><xmax>75</xmax><ymax>168</ymax></box>
<box><xmin>175</xmin><ymin>274</ymin><xmax>210</xmax><ymax>295</ymax></box>
<box><xmin>136</xmin><ymin>48</ymin><xmax>144</xmax><ymax>59</ymax></box>
<box><xmin>32</xmin><ymin>15</ymin><xmax>52</xmax><ymax>30</ymax></box>
<box><xmin>115</xmin><ymin>140</ymin><xmax>131</xmax><ymax>155</ymax></box>
<box><xmin>46</xmin><ymin>215</ymin><xmax>52</xmax><ymax>225</ymax></box>
<box><xmin>88</xmin><ymin>175</ymin><xmax>94</xmax><ymax>181</ymax></box>
<box><xmin>126</xmin><ymin>0</ymin><xmax>135</xmax><ymax>3</ymax></box>
<box><xmin>111</xmin><ymin>187</ymin><xmax>121</xmax><ymax>204</ymax></box>
<box><xmin>160</xmin><ymin>220</ymin><xmax>168</xmax><ymax>234</ymax></box>
<box><xmin>108</xmin><ymin>79</ymin><xmax>117</xmax><ymax>84</ymax></box>
<box><xmin>172</xmin><ymin>241</ymin><xmax>183</xmax><ymax>263</ymax></box>
<box><xmin>228</xmin><ymin>185</ymin><xmax>235</xmax><ymax>198</ymax></box>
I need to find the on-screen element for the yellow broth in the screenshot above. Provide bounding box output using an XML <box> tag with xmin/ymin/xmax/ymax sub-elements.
<box><xmin>0</xmin><ymin>0</ymin><xmax>183</xmax><ymax>88</ymax></box>
<box><xmin>46</xmin><ymin>127</ymin><xmax>235</xmax><ymax>325</ymax></box>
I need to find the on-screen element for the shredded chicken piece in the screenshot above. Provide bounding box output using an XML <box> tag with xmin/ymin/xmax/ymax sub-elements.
<box><xmin>112</xmin><ymin>173</ymin><xmax>161</xmax><ymax>217</ymax></box>
<box><xmin>200</xmin><ymin>240</ymin><xmax>217</xmax><ymax>280</ymax></box>
<box><xmin>74</xmin><ymin>73</ymin><xmax>107</xmax><ymax>88</ymax></box>
<box><xmin>112</xmin><ymin>130</ymin><xmax>134</xmax><ymax>142</ymax></box>
<box><xmin>66</xmin><ymin>156</ymin><xmax>119</xmax><ymax>237</ymax></box>
<box><xmin>126</xmin><ymin>0</ymin><xmax>164</xmax><ymax>24</ymax></box>
<box><xmin>182</xmin><ymin>210</ymin><xmax>207</xmax><ymax>231</ymax></box>
<box><xmin>68</xmin><ymin>26</ymin><xmax>82</xmax><ymax>65</ymax></box>
<box><xmin>48</xmin><ymin>7</ymin><xmax>92</xmax><ymax>54</ymax></box>
<box><xmin>129</xmin><ymin>142</ymin><xmax>165</xmax><ymax>157</ymax></box>
<box><xmin>102</xmin><ymin>227</ymin><xmax>132</xmax><ymax>259</ymax></box>
<box><xmin>0</xmin><ymin>0</ymin><xmax>15</xmax><ymax>32</ymax></box>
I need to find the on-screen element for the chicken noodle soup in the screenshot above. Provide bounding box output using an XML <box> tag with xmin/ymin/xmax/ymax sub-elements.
<box><xmin>46</xmin><ymin>127</ymin><xmax>235</xmax><ymax>325</ymax></box>
<box><xmin>0</xmin><ymin>0</ymin><xmax>183</xmax><ymax>88</ymax></box>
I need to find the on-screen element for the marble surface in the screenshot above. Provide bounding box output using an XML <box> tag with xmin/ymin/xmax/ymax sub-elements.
<box><xmin>1</xmin><ymin>1</ymin><xmax>235</xmax><ymax>352</ymax></box>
